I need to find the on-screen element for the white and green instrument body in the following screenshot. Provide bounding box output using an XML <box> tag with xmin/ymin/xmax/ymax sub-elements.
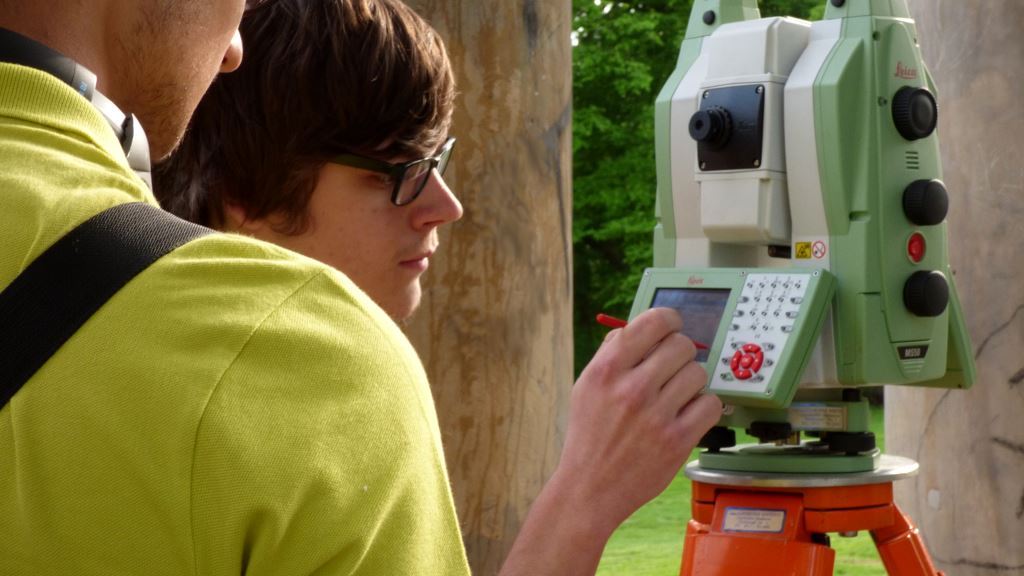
<box><xmin>632</xmin><ymin>0</ymin><xmax>975</xmax><ymax>472</ymax></box>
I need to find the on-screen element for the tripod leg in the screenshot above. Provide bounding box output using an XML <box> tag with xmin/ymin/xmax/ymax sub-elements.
<box><xmin>870</xmin><ymin>504</ymin><xmax>944</xmax><ymax>576</ymax></box>
<box><xmin>680</xmin><ymin>519</ymin><xmax>709</xmax><ymax>575</ymax></box>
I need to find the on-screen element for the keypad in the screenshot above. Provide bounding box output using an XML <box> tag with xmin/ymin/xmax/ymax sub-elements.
<box><xmin>710</xmin><ymin>273</ymin><xmax>811</xmax><ymax>394</ymax></box>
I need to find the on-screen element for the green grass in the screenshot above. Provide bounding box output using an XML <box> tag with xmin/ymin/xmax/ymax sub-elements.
<box><xmin>597</xmin><ymin>405</ymin><xmax>886</xmax><ymax>575</ymax></box>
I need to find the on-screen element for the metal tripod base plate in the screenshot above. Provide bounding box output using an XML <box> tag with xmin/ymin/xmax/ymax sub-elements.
<box><xmin>687</xmin><ymin>452</ymin><xmax>919</xmax><ymax>488</ymax></box>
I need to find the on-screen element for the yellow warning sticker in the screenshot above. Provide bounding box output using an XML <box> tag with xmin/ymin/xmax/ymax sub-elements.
<box><xmin>795</xmin><ymin>242</ymin><xmax>812</xmax><ymax>259</ymax></box>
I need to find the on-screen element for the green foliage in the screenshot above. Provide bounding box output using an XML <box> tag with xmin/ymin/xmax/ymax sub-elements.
<box><xmin>760</xmin><ymin>0</ymin><xmax>824</xmax><ymax>20</ymax></box>
<box><xmin>572</xmin><ymin>0</ymin><xmax>823</xmax><ymax>375</ymax></box>
<box><xmin>572</xmin><ymin>0</ymin><xmax>692</xmax><ymax>375</ymax></box>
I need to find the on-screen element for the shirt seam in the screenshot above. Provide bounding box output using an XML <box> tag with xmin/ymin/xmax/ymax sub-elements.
<box><xmin>187</xmin><ymin>268</ymin><xmax>328</xmax><ymax>576</ymax></box>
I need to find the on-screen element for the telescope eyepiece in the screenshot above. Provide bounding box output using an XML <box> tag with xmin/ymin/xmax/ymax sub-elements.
<box><xmin>689</xmin><ymin>106</ymin><xmax>733</xmax><ymax>149</ymax></box>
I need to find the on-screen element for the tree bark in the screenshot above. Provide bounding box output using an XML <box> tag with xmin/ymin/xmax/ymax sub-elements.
<box><xmin>400</xmin><ymin>2</ymin><xmax>573</xmax><ymax>574</ymax></box>
<box><xmin>889</xmin><ymin>2</ymin><xmax>1024</xmax><ymax>573</ymax></box>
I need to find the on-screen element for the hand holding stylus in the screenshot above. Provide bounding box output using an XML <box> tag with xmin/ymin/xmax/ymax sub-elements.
<box><xmin>502</xmin><ymin>307</ymin><xmax>721</xmax><ymax>576</ymax></box>
<box><xmin>596</xmin><ymin>313</ymin><xmax>709</xmax><ymax>350</ymax></box>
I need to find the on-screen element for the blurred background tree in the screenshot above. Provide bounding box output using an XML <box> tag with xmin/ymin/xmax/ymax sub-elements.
<box><xmin>572</xmin><ymin>0</ymin><xmax>823</xmax><ymax>374</ymax></box>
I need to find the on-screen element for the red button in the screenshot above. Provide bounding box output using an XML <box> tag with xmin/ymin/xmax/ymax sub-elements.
<box><xmin>735</xmin><ymin>368</ymin><xmax>753</xmax><ymax>380</ymax></box>
<box><xmin>731</xmin><ymin>351</ymin><xmax>742</xmax><ymax>371</ymax></box>
<box><xmin>751</xmin><ymin>352</ymin><xmax>764</xmax><ymax>373</ymax></box>
<box><xmin>740</xmin><ymin>355</ymin><xmax>754</xmax><ymax>369</ymax></box>
<box><xmin>743</xmin><ymin>343</ymin><xmax>762</xmax><ymax>354</ymax></box>
<box><xmin>908</xmin><ymin>232</ymin><xmax>926</xmax><ymax>263</ymax></box>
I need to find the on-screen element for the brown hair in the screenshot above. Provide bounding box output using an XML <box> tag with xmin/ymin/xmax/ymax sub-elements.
<box><xmin>154</xmin><ymin>0</ymin><xmax>455</xmax><ymax>232</ymax></box>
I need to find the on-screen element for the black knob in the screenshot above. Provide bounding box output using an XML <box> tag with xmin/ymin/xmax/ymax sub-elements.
<box><xmin>903</xmin><ymin>179</ymin><xmax>949</xmax><ymax>226</ymax></box>
<box><xmin>892</xmin><ymin>86</ymin><xmax>938</xmax><ymax>141</ymax></box>
<box><xmin>747</xmin><ymin>421</ymin><xmax>792</xmax><ymax>443</ymax></box>
<box><xmin>904</xmin><ymin>271</ymin><xmax>949</xmax><ymax>317</ymax></box>
<box><xmin>689</xmin><ymin>106</ymin><xmax>732</xmax><ymax>149</ymax></box>
<box><xmin>698</xmin><ymin>426</ymin><xmax>736</xmax><ymax>452</ymax></box>
<box><xmin>703</xmin><ymin>10</ymin><xmax>716</xmax><ymax>25</ymax></box>
<box><xmin>825</xmin><ymin>432</ymin><xmax>876</xmax><ymax>455</ymax></box>
<box><xmin>831</xmin><ymin>0</ymin><xmax>845</xmax><ymax>6</ymax></box>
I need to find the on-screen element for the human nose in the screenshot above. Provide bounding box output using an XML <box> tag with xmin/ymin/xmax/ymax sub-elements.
<box><xmin>220</xmin><ymin>30</ymin><xmax>244</xmax><ymax>73</ymax></box>
<box><xmin>412</xmin><ymin>170</ymin><xmax>463</xmax><ymax>230</ymax></box>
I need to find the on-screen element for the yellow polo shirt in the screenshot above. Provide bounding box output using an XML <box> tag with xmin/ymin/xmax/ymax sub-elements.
<box><xmin>0</xmin><ymin>63</ymin><xmax>469</xmax><ymax>576</ymax></box>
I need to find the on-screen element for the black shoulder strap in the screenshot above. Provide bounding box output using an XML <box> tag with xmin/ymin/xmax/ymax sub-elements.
<box><xmin>0</xmin><ymin>202</ymin><xmax>212</xmax><ymax>409</ymax></box>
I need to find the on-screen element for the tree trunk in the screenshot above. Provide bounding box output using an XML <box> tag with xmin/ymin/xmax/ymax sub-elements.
<box><xmin>400</xmin><ymin>2</ymin><xmax>573</xmax><ymax>574</ymax></box>
<box><xmin>888</xmin><ymin>2</ymin><xmax>1024</xmax><ymax>573</ymax></box>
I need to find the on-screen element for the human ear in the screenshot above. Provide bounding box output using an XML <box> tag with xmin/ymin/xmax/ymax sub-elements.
<box><xmin>222</xmin><ymin>201</ymin><xmax>262</xmax><ymax>234</ymax></box>
<box><xmin>220</xmin><ymin>30</ymin><xmax>243</xmax><ymax>73</ymax></box>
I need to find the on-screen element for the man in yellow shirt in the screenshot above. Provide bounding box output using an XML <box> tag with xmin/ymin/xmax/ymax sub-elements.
<box><xmin>0</xmin><ymin>1</ymin><xmax>720</xmax><ymax>574</ymax></box>
<box><xmin>0</xmin><ymin>2</ymin><xmax>470</xmax><ymax>573</ymax></box>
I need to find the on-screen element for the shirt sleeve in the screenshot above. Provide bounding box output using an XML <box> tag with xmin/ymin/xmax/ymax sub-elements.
<box><xmin>188</xmin><ymin>270</ymin><xmax>469</xmax><ymax>576</ymax></box>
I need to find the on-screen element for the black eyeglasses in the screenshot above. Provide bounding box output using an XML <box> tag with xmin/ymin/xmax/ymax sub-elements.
<box><xmin>329</xmin><ymin>137</ymin><xmax>456</xmax><ymax>206</ymax></box>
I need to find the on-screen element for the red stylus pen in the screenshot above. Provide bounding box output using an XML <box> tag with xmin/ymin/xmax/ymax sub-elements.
<box><xmin>595</xmin><ymin>313</ymin><xmax>709</xmax><ymax>350</ymax></box>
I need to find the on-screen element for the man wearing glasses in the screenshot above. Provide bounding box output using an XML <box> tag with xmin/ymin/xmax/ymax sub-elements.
<box><xmin>157</xmin><ymin>0</ymin><xmax>462</xmax><ymax>322</ymax></box>
<box><xmin>155</xmin><ymin>0</ymin><xmax>719</xmax><ymax>574</ymax></box>
<box><xmin>165</xmin><ymin>131</ymin><xmax>460</xmax><ymax>321</ymax></box>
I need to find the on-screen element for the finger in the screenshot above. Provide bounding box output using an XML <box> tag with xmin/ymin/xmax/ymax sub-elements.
<box><xmin>613</xmin><ymin>307</ymin><xmax>683</xmax><ymax>368</ymax></box>
<box><xmin>634</xmin><ymin>331</ymin><xmax>698</xmax><ymax>394</ymax></box>
<box><xmin>602</xmin><ymin>327</ymin><xmax>622</xmax><ymax>345</ymax></box>
<box><xmin>672</xmin><ymin>393</ymin><xmax>724</xmax><ymax>449</ymax></box>
<box><xmin>655</xmin><ymin>359</ymin><xmax>707</xmax><ymax>418</ymax></box>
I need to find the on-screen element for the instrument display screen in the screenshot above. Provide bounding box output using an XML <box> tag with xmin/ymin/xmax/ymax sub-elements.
<box><xmin>651</xmin><ymin>288</ymin><xmax>731</xmax><ymax>363</ymax></box>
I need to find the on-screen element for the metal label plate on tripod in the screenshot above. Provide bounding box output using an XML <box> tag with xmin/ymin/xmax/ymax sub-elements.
<box><xmin>723</xmin><ymin>507</ymin><xmax>786</xmax><ymax>533</ymax></box>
